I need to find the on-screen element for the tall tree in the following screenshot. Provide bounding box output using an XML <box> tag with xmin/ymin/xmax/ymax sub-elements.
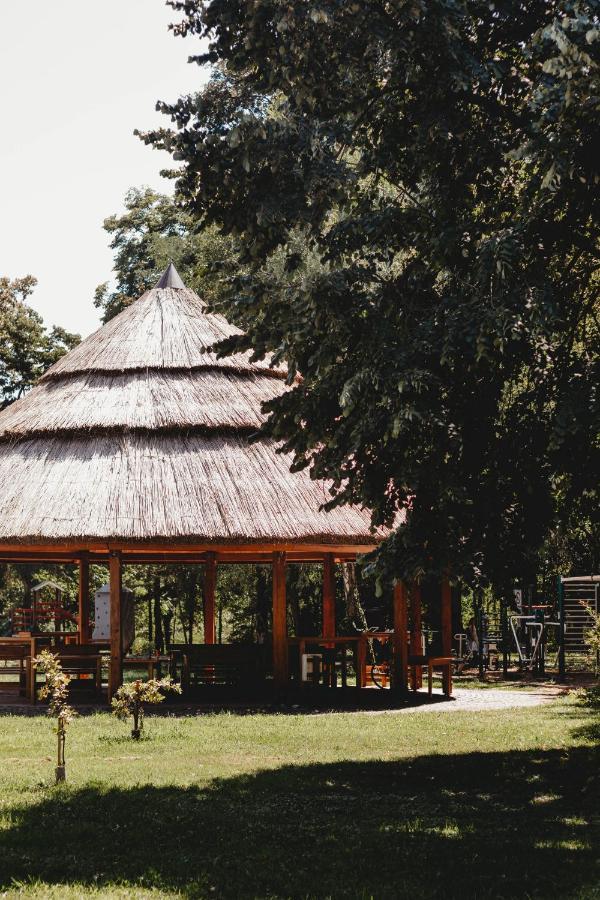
<box><xmin>94</xmin><ymin>187</ymin><xmax>234</xmax><ymax>322</ymax></box>
<box><xmin>0</xmin><ymin>276</ymin><xmax>80</xmax><ymax>409</ymax></box>
<box><xmin>142</xmin><ymin>1</ymin><xmax>600</xmax><ymax>591</ymax></box>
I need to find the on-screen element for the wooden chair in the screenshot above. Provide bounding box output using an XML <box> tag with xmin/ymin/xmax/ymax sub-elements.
<box><xmin>408</xmin><ymin>654</ymin><xmax>453</xmax><ymax>697</ymax></box>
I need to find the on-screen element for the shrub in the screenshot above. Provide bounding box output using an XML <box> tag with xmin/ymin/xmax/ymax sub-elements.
<box><xmin>111</xmin><ymin>677</ymin><xmax>181</xmax><ymax>739</ymax></box>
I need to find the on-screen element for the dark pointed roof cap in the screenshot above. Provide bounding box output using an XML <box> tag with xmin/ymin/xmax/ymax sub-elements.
<box><xmin>155</xmin><ymin>262</ymin><xmax>186</xmax><ymax>290</ymax></box>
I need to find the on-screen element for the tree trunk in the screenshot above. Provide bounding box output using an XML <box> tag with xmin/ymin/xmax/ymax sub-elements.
<box><xmin>177</xmin><ymin>601</ymin><xmax>189</xmax><ymax>646</ymax></box>
<box><xmin>287</xmin><ymin>568</ymin><xmax>301</xmax><ymax>636</ymax></box>
<box><xmin>15</xmin><ymin>564</ymin><xmax>35</xmax><ymax>609</ymax></box>
<box><xmin>342</xmin><ymin>563</ymin><xmax>368</xmax><ymax>631</ymax></box>
<box><xmin>153</xmin><ymin>575</ymin><xmax>164</xmax><ymax>653</ymax></box>
<box><xmin>187</xmin><ymin>568</ymin><xmax>197</xmax><ymax>645</ymax></box>
<box><xmin>163</xmin><ymin>611</ymin><xmax>173</xmax><ymax>649</ymax></box>
<box><xmin>255</xmin><ymin>566</ymin><xmax>270</xmax><ymax>644</ymax></box>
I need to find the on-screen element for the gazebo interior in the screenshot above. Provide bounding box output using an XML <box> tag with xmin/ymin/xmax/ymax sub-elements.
<box><xmin>0</xmin><ymin>264</ymin><xmax>453</xmax><ymax>705</ymax></box>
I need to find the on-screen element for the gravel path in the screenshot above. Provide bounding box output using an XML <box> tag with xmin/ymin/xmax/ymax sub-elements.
<box><xmin>363</xmin><ymin>684</ymin><xmax>568</xmax><ymax>716</ymax></box>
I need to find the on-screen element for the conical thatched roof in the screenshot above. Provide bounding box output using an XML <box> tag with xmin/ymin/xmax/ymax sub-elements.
<box><xmin>0</xmin><ymin>265</ymin><xmax>381</xmax><ymax>550</ymax></box>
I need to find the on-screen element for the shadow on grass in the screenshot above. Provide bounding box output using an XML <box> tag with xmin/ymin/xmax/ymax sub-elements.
<box><xmin>0</xmin><ymin>687</ymin><xmax>457</xmax><ymax>717</ymax></box>
<box><xmin>1</xmin><ymin>747</ymin><xmax>599</xmax><ymax>899</ymax></box>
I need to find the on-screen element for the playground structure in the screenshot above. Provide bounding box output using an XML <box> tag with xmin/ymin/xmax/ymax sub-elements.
<box><xmin>6</xmin><ymin>579</ymin><xmax>136</xmax><ymax>651</ymax></box>
<box><xmin>451</xmin><ymin>574</ymin><xmax>599</xmax><ymax>680</ymax></box>
<box><xmin>559</xmin><ymin>576</ymin><xmax>599</xmax><ymax>674</ymax></box>
<box><xmin>10</xmin><ymin>581</ymin><xmax>76</xmax><ymax>634</ymax></box>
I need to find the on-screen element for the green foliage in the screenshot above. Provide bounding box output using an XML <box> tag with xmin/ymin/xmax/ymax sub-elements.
<box><xmin>34</xmin><ymin>650</ymin><xmax>77</xmax><ymax>726</ymax></box>
<box><xmin>94</xmin><ymin>187</ymin><xmax>235</xmax><ymax>322</ymax></box>
<box><xmin>584</xmin><ymin>608</ymin><xmax>600</xmax><ymax>674</ymax></box>
<box><xmin>142</xmin><ymin>1</ymin><xmax>600</xmax><ymax>592</ymax></box>
<box><xmin>111</xmin><ymin>677</ymin><xmax>181</xmax><ymax>739</ymax></box>
<box><xmin>0</xmin><ymin>276</ymin><xmax>79</xmax><ymax>408</ymax></box>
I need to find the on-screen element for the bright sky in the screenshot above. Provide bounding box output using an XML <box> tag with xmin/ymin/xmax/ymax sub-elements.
<box><xmin>0</xmin><ymin>1</ymin><xmax>208</xmax><ymax>337</ymax></box>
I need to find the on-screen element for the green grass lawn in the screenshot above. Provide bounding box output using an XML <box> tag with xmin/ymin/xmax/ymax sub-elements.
<box><xmin>0</xmin><ymin>693</ymin><xmax>598</xmax><ymax>899</ymax></box>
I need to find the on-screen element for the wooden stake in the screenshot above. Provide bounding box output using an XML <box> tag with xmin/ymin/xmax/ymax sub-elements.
<box><xmin>393</xmin><ymin>581</ymin><xmax>408</xmax><ymax>693</ymax></box>
<box><xmin>322</xmin><ymin>554</ymin><xmax>336</xmax><ymax>639</ymax></box>
<box><xmin>272</xmin><ymin>551</ymin><xmax>288</xmax><ymax>691</ymax></box>
<box><xmin>78</xmin><ymin>553</ymin><xmax>90</xmax><ymax>644</ymax></box>
<box><xmin>203</xmin><ymin>552</ymin><xmax>217</xmax><ymax>645</ymax></box>
<box><xmin>109</xmin><ymin>551</ymin><xmax>123</xmax><ymax>700</ymax></box>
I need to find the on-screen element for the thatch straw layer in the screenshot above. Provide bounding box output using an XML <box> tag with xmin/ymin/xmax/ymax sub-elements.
<box><xmin>0</xmin><ymin>434</ymin><xmax>379</xmax><ymax>544</ymax></box>
<box><xmin>42</xmin><ymin>287</ymin><xmax>283</xmax><ymax>380</ymax></box>
<box><xmin>0</xmin><ymin>370</ymin><xmax>283</xmax><ymax>438</ymax></box>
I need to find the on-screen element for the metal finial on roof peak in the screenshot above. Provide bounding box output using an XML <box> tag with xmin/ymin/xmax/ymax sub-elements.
<box><xmin>155</xmin><ymin>262</ymin><xmax>186</xmax><ymax>290</ymax></box>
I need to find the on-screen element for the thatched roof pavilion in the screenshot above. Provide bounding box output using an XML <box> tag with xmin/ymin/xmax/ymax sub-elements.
<box><xmin>0</xmin><ymin>264</ymin><xmax>455</xmax><ymax>701</ymax></box>
<box><xmin>0</xmin><ymin>264</ymin><xmax>422</xmax><ymax>696</ymax></box>
<box><xmin>0</xmin><ymin>263</ymin><xmax>381</xmax><ymax>553</ymax></box>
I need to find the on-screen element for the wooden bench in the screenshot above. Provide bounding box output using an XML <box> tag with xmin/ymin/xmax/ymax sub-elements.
<box><xmin>178</xmin><ymin>644</ymin><xmax>265</xmax><ymax>691</ymax></box>
<box><xmin>408</xmin><ymin>655</ymin><xmax>453</xmax><ymax>697</ymax></box>
<box><xmin>0</xmin><ymin>642</ymin><xmax>30</xmax><ymax>696</ymax></box>
<box><xmin>30</xmin><ymin>645</ymin><xmax>103</xmax><ymax>703</ymax></box>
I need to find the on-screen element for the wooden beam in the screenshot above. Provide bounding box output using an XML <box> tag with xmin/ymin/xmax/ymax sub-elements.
<box><xmin>0</xmin><ymin>552</ymin><xmax>82</xmax><ymax>563</ymax></box>
<box><xmin>0</xmin><ymin>551</ymin><xmax>364</xmax><ymax>570</ymax></box>
<box><xmin>322</xmin><ymin>553</ymin><xmax>336</xmax><ymax>639</ymax></box>
<box><xmin>272</xmin><ymin>551</ymin><xmax>288</xmax><ymax>691</ymax></box>
<box><xmin>108</xmin><ymin>551</ymin><xmax>123</xmax><ymax>700</ymax></box>
<box><xmin>392</xmin><ymin>581</ymin><xmax>408</xmax><ymax>693</ymax></box>
<box><xmin>410</xmin><ymin>583</ymin><xmax>423</xmax><ymax>690</ymax></box>
<box><xmin>78</xmin><ymin>553</ymin><xmax>91</xmax><ymax>644</ymax></box>
<box><xmin>441</xmin><ymin>577</ymin><xmax>453</xmax><ymax>696</ymax></box>
<box><xmin>203</xmin><ymin>552</ymin><xmax>217</xmax><ymax>644</ymax></box>
<box><xmin>0</xmin><ymin>540</ymin><xmax>378</xmax><ymax>556</ymax></box>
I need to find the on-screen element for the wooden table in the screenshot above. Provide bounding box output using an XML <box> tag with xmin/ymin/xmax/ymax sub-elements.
<box><xmin>121</xmin><ymin>656</ymin><xmax>171</xmax><ymax>679</ymax></box>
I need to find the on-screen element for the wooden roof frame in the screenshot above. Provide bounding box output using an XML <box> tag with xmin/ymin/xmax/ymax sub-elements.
<box><xmin>0</xmin><ymin>540</ymin><xmax>377</xmax><ymax>566</ymax></box>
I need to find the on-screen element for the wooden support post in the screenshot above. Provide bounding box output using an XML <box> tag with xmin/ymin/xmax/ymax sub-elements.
<box><xmin>78</xmin><ymin>553</ymin><xmax>90</xmax><ymax>644</ymax></box>
<box><xmin>557</xmin><ymin>576</ymin><xmax>566</xmax><ymax>683</ymax></box>
<box><xmin>441</xmin><ymin>577</ymin><xmax>453</xmax><ymax>696</ymax></box>
<box><xmin>392</xmin><ymin>581</ymin><xmax>408</xmax><ymax>693</ymax></box>
<box><xmin>322</xmin><ymin>553</ymin><xmax>336</xmax><ymax>639</ymax></box>
<box><xmin>109</xmin><ymin>551</ymin><xmax>123</xmax><ymax>701</ymax></box>
<box><xmin>272</xmin><ymin>551</ymin><xmax>288</xmax><ymax>692</ymax></box>
<box><xmin>410</xmin><ymin>583</ymin><xmax>423</xmax><ymax>690</ymax></box>
<box><xmin>203</xmin><ymin>552</ymin><xmax>217</xmax><ymax>645</ymax></box>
